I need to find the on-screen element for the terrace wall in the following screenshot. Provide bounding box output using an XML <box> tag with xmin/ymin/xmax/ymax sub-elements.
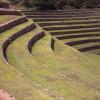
<box><xmin>0</xmin><ymin>17</ymin><xmax>28</xmax><ymax>33</ymax></box>
<box><xmin>57</xmin><ymin>34</ymin><xmax>100</xmax><ymax>40</ymax></box>
<box><xmin>66</xmin><ymin>39</ymin><xmax>100</xmax><ymax>46</ymax></box>
<box><xmin>0</xmin><ymin>10</ymin><xmax>22</xmax><ymax>16</ymax></box>
<box><xmin>79</xmin><ymin>45</ymin><xmax>100</xmax><ymax>52</ymax></box>
<box><xmin>28</xmin><ymin>32</ymin><xmax>45</xmax><ymax>53</ymax></box>
<box><xmin>2</xmin><ymin>23</ymin><xmax>36</xmax><ymax>60</ymax></box>
<box><xmin>51</xmin><ymin>38</ymin><xmax>55</xmax><ymax>50</ymax></box>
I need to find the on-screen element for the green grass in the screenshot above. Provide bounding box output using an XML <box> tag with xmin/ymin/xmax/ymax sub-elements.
<box><xmin>0</xmin><ymin>15</ymin><xmax>19</xmax><ymax>24</ymax></box>
<box><xmin>31</xmin><ymin>33</ymin><xmax>100</xmax><ymax>99</ymax></box>
<box><xmin>84</xmin><ymin>53</ymin><xmax>100</xmax><ymax>67</ymax></box>
<box><xmin>74</xmin><ymin>42</ymin><xmax>100</xmax><ymax>48</ymax></box>
<box><xmin>0</xmin><ymin>12</ymin><xmax>100</xmax><ymax>100</ymax></box>
<box><xmin>5</xmin><ymin>22</ymin><xmax>100</xmax><ymax>99</ymax></box>
<box><xmin>43</xmin><ymin>23</ymin><xmax>100</xmax><ymax>28</ymax></box>
<box><xmin>56</xmin><ymin>34</ymin><xmax>100</xmax><ymax>55</ymax></box>
<box><xmin>0</xmin><ymin>19</ymin><xmax>52</xmax><ymax>100</ymax></box>
<box><xmin>55</xmin><ymin>31</ymin><xmax>100</xmax><ymax>37</ymax></box>
<box><xmin>85</xmin><ymin>49</ymin><xmax>100</xmax><ymax>54</ymax></box>
<box><xmin>37</xmin><ymin>19</ymin><xmax>100</xmax><ymax>24</ymax></box>
<box><xmin>61</xmin><ymin>36</ymin><xmax>100</xmax><ymax>43</ymax></box>
<box><xmin>30</xmin><ymin>11</ymin><xmax>100</xmax><ymax>99</ymax></box>
<box><xmin>53</xmin><ymin>31</ymin><xmax>100</xmax><ymax>55</ymax></box>
<box><xmin>47</xmin><ymin>27</ymin><xmax>100</xmax><ymax>33</ymax></box>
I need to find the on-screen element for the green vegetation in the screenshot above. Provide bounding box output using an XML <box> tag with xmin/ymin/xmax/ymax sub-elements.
<box><xmin>5</xmin><ymin>22</ymin><xmax>100</xmax><ymax>99</ymax></box>
<box><xmin>0</xmin><ymin>15</ymin><xmax>18</xmax><ymax>24</ymax></box>
<box><xmin>0</xmin><ymin>8</ymin><xmax>100</xmax><ymax>99</ymax></box>
<box><xmin>0</xmin><ymin>17</ymin><xmax>53</xmax><ymax>99</ymax></box>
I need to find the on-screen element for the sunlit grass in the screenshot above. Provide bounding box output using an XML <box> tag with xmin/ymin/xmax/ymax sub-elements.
<box><xmin>0</xmin><ymin>11</ymin><xmax>100</xmax><ymax>100</ymax></box>
<box><xmin>0</xmin><ymin>15</ymin><xmax>19</xmax><ymax>24</ymax></box>
<box><xmin>0</xmin><ymin>19</ymin><xmax>52</xmax><ymax>100</ymax></box>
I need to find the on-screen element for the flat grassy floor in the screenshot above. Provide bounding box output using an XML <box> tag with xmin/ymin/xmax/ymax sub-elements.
<box><xmin>0</xmin><ymin>20</ymin><xmax>52</xmax><ymax>100</ymax></box>
<box><xmin>0</xmin><ymin>15</ymin><xmax>19</xmax><ymax>24</ymax></box>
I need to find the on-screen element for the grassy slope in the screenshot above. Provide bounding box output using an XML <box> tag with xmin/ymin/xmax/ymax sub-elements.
<box><xmin>85</xmin><ymin>49</ymin><xmax>100</xmax><ymax>54</ymax></box>
<box><xmin>38</xmin><ymin>20</ymin><xmax>100</xmax><ymax>54</ymax></box>
<box><xmin>6</xmin><ymin>23</ymin><xmax>60</xmax><ymax>99</ymax></box>
<box><xmin>39</xmin><ymin>19</ymin><xmax>100</xmax><ymax>55</ymax></box>
<box><xmin>31</xmin><ymin>31</ymin><xmax>100</xmax><ymax>99</ymax></box>
<box><xmin>6</xmin><ymin>21</ymin><xmax>100</xmax><ymax>99</ymax></box>
<box><xmin>0</xmin><ymin>18</ymin><xmax>52</xmax><ymax>100</ymax></box>
<box><xmin>29</xmin><ymin>11</ymin><xmax>100</xmax><ymax>98</ymax></box>
<box><xmin>84</xmin><ymin>53</ymin><xmax>100</xmax><ymax>67</ymax></box>
<box><xmin>53</xmin><ymin>38</ymin><xmax>100</xmax><ymax>78</ymax></box>
<box><xmin>1</xmin><ymin>15</ymin><xmax>100</xmax><ymax>99</ymax></box>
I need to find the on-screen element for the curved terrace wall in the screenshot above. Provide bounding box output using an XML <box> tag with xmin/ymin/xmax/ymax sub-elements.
<box><xmin>0</xmin><ymin>17</ymin><xmax>28</xmax><ymax>33</ymax></box>
<box><xmin>26</xmin><ymin>13</ymin><xmax>100</xmax><ymax>18</ymax></box>
<box><xmin>0</xmin><ymin>10</ymin><xmax>22</xmax><ymax>16</ymax></box>
<box><xmin>43</xmin><ymin>24</ymin><xmax>100</xmax><ymax>31</ymax></box>
<box><xmin>38</xmin><ymin>20</ymin><xmax>100</xmax><ymax>27</ymax></box>
<box><xmin>79</xmin><ymin>45</ymin><xmax>100</xmax><ymax>52</ymax></box>
<box><xmin>33</xmin><ymin>16</ymin><xmax>100</xmax><ymax>22</ymax></box>
<box><xmin>28</xmin><ymin>32</ymin><xmax>45</xmax><ymax>53</ymax></box>
<box><xmin>28</xmin><ymin>32</ymin><xmax>56</xmax><ymax>54</ymax></box>
<box><xmin>57</xmin><ymin>33</ymin><xmax>100</xmax><ymax>40</ymax></box>
<box><xmin>66</xmin><ymin>39</ymin><xmax>100</xmax><ymax>46</ymax></box>
<box><xmin>51</xmin><ymin>38</ymin><xmax>55</xmax><ymax>51</ymax></box>
<box><xmin>50</xmin><ymin>28</ymin><xmax>100</xmax><ymax>35</ymax></box>
<box><xmin>2</xmin><ymin>23</ymin><xmax>36</xmax><ymax>61</ymax></box>
<box><xmin>22</xmin><ymin>9</ymin><xmax>100</xmax><ymax>15</ymax></box>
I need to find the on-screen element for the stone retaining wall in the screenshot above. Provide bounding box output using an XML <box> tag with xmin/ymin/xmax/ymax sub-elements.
<box><xmin>28</xmin><ymin>32</ymin><xmax>45</xmax><ymax>53</ymax></box>
<box><xmin>0</xmin><ymin>10</ymin><xmax>22</xmax><ymax>15</ymax></box>
<box><xmin>0</xmin><ymin>17</ymin><xmax>28</xmax><ymax>33</ymax></box>
<box><xmin>2</xmin><ymin>23</ymin><xmax>36</xmax><ymax>60</ymax></box>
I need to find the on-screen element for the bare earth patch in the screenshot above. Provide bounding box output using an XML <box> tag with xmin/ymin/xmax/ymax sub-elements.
<box><xmin>0</xmin><ymin>89</ymin><xmax>16</xmax><ymax>100</ymax></box>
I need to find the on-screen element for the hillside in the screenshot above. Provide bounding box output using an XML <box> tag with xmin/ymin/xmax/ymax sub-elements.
<box><xmin>0</xmin><ymin>4</ymin><xmax>100</xmax><ymax>100</ymax></box>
